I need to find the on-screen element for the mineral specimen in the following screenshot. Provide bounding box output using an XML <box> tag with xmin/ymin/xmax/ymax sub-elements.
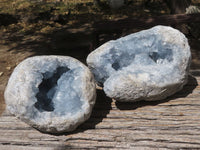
<box><xmin>87</xmin><ymin>25</ymin><xmax>191</xmax><ymax>102</ymax></box>
<box><xmin>4</xmin><ymin>56</ymin><xmax>96</xmax><ymax>133</ymax></box>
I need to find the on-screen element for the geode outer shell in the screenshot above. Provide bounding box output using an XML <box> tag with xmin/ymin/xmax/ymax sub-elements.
<box><xmin>87</xmin><ymin>25</ymin><xmax>191</xmax><ymax>102</ymax></box>
<box><xmin>4</xmin><ymin>56</ymin><xmax>96</xmax><ymax>133</ymax></box>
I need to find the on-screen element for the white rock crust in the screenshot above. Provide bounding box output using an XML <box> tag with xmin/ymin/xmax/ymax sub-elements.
<box><xmin>4</xmin><ymin>56</ymin><xmax>96</xmax><ymax>133</ymax></box>
<box><xmin>87</xmin><ymin>25</ymin><xmax>191</xmax><ymax>102</ymax></box>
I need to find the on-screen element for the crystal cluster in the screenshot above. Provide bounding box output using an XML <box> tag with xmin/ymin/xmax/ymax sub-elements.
<box><xmin>87</xmin><ymin>26</ymin><xmax>191</xmax><ymax>102</ymax></box>
<box><xmin>4</xmin><ymin>56</ymin><xmax>96</xmax><ymax>133</ymax></box>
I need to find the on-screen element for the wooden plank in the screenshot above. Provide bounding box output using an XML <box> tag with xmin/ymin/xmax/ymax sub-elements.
<box><xmin>0</xmin><ymin>145</ymin><xmax>54</xmax><ymax>150</ymax></box>
<box><xmin>0</xmin><ymin>71</ymin><xmax>200</xmax><ymax>149</ymax></box>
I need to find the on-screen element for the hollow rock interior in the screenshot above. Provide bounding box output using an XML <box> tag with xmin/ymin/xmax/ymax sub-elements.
<box><xmin>110</xmin><ymin>41</ymin><xmax>174</xmax><ymax>69</ymax></box>
<box><xmin>35</xmin><ymin>67</ymin><xmax>69</xmax><ymax>112</ymax></box>
<box><xmin>35</xmin><ymin>66</ymin><xmax>83</xmax><ymax>115</ymax></box>
<box><xmin>94</xmin><ymin>36</ymin><xmax>176</xmax><ymax>85</ymax></box>
<box><xmin>111</xmin><ymin>48</ymin><xmax>173</xmax><ymax>71</ymax></box>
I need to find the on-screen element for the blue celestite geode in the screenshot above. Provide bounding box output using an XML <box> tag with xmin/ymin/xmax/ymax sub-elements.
<box><xmin>87</xmin><ymin>25</ymin><xmax>191</xmax><ymax>102</ymax></box>
<box><xmin>4</xmin><ymin>56</ymin><xmax>96</xmax><ymax>133</ymax></box>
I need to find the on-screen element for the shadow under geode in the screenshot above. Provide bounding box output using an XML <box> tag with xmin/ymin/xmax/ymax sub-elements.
<box><xmin>115</xmin><ymin>75</ymin><xmax>198</xmax><ymax>110</ymax></box>
<box><xmin>190</xmin><ymin>70</ymin><xmax>200</xmax><ymax>77</ymax></box>
<box><xmin>76</xmin><ymin>89</ymin><xmax>112</xmax><ymax>128</ymax></box>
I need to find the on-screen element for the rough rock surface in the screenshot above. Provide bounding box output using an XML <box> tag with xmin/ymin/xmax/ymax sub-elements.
<box><xmin>4</xmin><ymin>56</ymin><xmax>96</xmax><ymax>133</ymax></box>
<box><xmin>87</xmin><ymin>25</ymin><xmax>191</xmax><ymax>102</ymax></box>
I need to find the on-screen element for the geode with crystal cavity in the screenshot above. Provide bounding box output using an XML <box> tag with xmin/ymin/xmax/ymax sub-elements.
<box><xmin>87</xmin><ymin>25</ymin><xmax>191</xmax><ymax>102</ymax></box>
<box><xmin>4</xmin><ymin>56</ymin><xmax>96</xmax><ymax>133</ymax></box>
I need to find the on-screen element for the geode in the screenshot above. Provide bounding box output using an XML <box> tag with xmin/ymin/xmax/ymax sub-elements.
<box><xmin>4</xmin><ymin>56</ymin><xmax>96</xmax><ymax>133</ymax></box>
<box><xmin>87</xmin><ymin>25</ymin><xmax>191</xmax><ymax>102</ymax></box>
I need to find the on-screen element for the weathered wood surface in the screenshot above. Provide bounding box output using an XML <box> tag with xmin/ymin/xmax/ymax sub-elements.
<box><xmin>0</xmin><ymin>70</ymin><xmax>200</xmax><ymax>150</ymax></box>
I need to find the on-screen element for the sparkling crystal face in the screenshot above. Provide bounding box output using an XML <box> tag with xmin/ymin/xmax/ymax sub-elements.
<box><xmin>34</xmin><ymin>66</ymin><xmax>84</xmax><ymax>115</ymax></box>
<box><xmin>35</xmin><ymin>67</ymin><xmax>69</xmax><ymax>112</ymax></box>
<box><xmin>89</xmin><ymin>33</ymin><xmax>175</xmax><ymax>85</ymax></box>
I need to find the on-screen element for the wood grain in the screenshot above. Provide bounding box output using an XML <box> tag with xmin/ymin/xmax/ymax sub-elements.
<box><xmin>0</xmin><ymin>70</ymin><xmax>200</xmax><ymax>150</ymax></box>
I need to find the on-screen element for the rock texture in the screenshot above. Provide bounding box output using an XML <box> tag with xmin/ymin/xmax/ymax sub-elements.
<box><xmin>4</xmin><ymin>56</ymin><xmax>96</xmax><ymax>133</ymax></box>
<box><xmin>87</xmin><ymin>25</ymin><xmax>191</xmax><ymax>102</ymax></box>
